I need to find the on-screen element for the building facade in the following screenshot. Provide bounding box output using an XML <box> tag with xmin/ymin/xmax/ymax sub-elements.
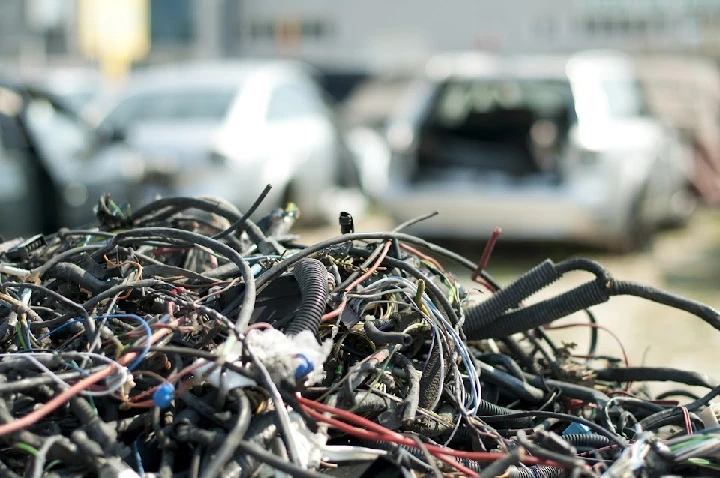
<box><xmin>2</xmin><ymin>0</ymin><xmax>720</xmax><ymax>70</ymax></box>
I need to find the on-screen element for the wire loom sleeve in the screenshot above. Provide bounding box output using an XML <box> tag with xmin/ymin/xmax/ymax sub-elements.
<box><xmin>463</xmin><ymin>260</ymin><xmax>561</xmax><ymax>338</ymax></box>
<box><xmin>465</xmin><ymin>277</ymin><xmax>720</xmax><ymax>341</ymax></box>
<box><xmin>466</xmin><ymin>280</ymin><xmax>610</xmax><ymax>340</ymax></box>
<box><xmin>284</xmin><ymin>258</ymin><xmax>329</xmax><ymax>338</ymax></box>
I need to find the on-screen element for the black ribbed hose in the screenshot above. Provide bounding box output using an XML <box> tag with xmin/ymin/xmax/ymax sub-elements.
<box><xmin>463</xmin><ymin>260</ymin><xmax>561</xmax><ymax>338</ymax></box>
<box><xmin>477</xmin><ymin>400</ymin><xmax>535</xmax><ymax>428</ymax></box>
<box><xmin>466</xmin><ymin>280</ymin><xmax>610</xmax><ymax>340</ymax></box>
<box><xmin>466</xmin><ymin>275</ymin><xmax>720</xmax><ymax>341</ymax></box>
<box><xmin>418</xmin><ymin>336</ymin><xmax>447</xmax><ymax>412</ymax></box>
<box><xmin>511</xmin><ymin>465</ymin><xmax>566</xmax><ymax>478</ymax></box>
<box><xmin>562</xmin><ymin>433</ymin><xmax>613</xmax><ymax>448</ymax></box>
<box><xmin>284</xmin><ymin>258</ymin><xmax>329</xmax><ymax>338</ymax></box>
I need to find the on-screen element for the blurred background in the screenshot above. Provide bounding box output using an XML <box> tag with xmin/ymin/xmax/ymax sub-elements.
<box><xmin>2</xmin><ymin>0</ymin><xmax>720</xmax><ymax>393</ymax></box>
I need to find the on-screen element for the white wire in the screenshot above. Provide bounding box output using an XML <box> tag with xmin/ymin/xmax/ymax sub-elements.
<box><xmin>0</xmin><ymin>352</ymin><xmax>129</xmax><ymax>397</ymax></box>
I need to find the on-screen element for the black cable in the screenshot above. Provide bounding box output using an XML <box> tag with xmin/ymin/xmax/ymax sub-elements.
<box><xmin>212</xmin><ymin>184</ymin><xmax>272</xmax><ymax>240</ymax></box>
<box><xmin>229</xmin><ymin>440</ymin><xmax>326</xmax><ymax>478</ymax></box>
<box><xmin>364</xmin><ymin>319</ymin><xmax>412</xmax><ymax>346</ymax></box>
<box><xmin>585</xmin><ymin>308</ymin><xmax>599</xmax><ymax>357</ymax></box>
<box><xmin>655</xmin><ymin>389</ymin><xmax>701</xmax><ymax>402</ymax></box>
<box><xmin>253</xmin><ymin>231</ymin><xmax>499</xmax><ymax>294</ymax></box>
<box><xmin>610</xmin><ymin>280</ymin><xmax>720</xmax><ymax>333</ymax></box>
<box><xmin>112</xmin><ymin>228</ymin><xmax>256</xmax><ymax>330</ymax></box>
<box><xmin>201</xmin><ymin>390</ymin><xmax>251</xmax><ymax>478</ymax></box>
<box><xmin>594</xmin><ymin>367</ymin><xmax>717</xmax><ymax>389</ymax></box>
<box><xmin>478</xmin><ymin>449</ymin><xmax>522</xmax><ymax>478</ymax></box>
<box><xmin>477</xmin><ymin>410</ymin><xmax>626</xmax><ymax>447</ymax></box>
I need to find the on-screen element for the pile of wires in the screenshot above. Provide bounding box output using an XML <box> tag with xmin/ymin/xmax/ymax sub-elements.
<box><xmin>1</xmin><ymin>188</ymin><xmax>720</xmax><ymax>477</ymax></box>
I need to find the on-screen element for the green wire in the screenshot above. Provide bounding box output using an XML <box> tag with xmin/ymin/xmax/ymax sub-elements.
<box><xmin>669</xmin><ymin>436</ymin><xmax>712</xmax><ymax>451</ymax></box>
<box><xmin>14</xmin><ymin>442</ymin><xmax>39</xmax><ymax>457</ymax></box>
<box><xmin>88</xmin><ymin>396</ymin><xmax>99</xmax><ymax>416</ymax></box>
<box><xmin>108</xmin><ymin>198</ymin><xmax>125</xmax><ymax>218</ymax></box>
<box><xmin>46</xmin><ymin>460</ymin><xmax>62</xmax><ymax>471</ymax></box>
<box><xmin>16</xmin><ymin>321</ymin><xmax>27</xmax><ymax>350</ymax></box>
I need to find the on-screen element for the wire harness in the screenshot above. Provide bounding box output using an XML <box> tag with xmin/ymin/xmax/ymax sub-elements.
<box><xmin>0</xmin><ymin>191</ymin><xmax>717</xmax><ymax>477</ymax></box>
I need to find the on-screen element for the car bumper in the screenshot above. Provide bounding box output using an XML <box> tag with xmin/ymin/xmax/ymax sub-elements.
<box><xmin>381</xmin><ymin>180</ymin><xmax>627</xmax><ymax>245</ymax></box>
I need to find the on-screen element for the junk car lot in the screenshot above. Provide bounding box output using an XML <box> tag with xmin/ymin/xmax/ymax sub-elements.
<box><xmin>3</xmin><ymin>52</ymin><xmax>720</xmax><ymax>476</ymax></box>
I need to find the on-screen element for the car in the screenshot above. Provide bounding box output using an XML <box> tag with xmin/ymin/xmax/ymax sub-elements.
<box><xmin>0</xmin><ymin>75</ymin><xmax>162</xmax><ymax>238</ymax></box>
<box><xmin>85</xmin><ymin>60</ymin><xmax>365</xmax><ymax>222</ymax></box>
<box><xmin>378</xmin><ymin>51</ymin><xmax>696</xmax><ymax>251</ymax></box>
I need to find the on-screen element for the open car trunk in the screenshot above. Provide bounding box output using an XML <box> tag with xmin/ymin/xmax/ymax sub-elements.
<box><xmin>413</xmin><ymin>77</ymin><xmax>575</xmax><ymax>183</ymax></box>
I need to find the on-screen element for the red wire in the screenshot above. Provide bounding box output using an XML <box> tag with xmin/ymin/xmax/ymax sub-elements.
<box><xmin>681</xmin><ymin>406</ymin><xmax>693</xmax><ymax>434</ymax></box>
<box><xmin>0</xmin><ymin>322</ymin><xmax>176</xmax><ymax>436</ymax></box>
<box><xmin>322</xmin><ymin>241</ymin><xmax>392</xmax><ymax>322</ymax></box>
<box><xmin>472</xmin><ymin>227</ymin><xmax>502</xmax><ymax>283</ymax></box>
<box><xmin>302</xmin><ymin>407</ymin><xmax>479</xmax><ymax>476</ymax></box>
<box><xmin>298</xmin><ymin>396</ymin><xmax>566</xmax><ymax>471</ymax></box>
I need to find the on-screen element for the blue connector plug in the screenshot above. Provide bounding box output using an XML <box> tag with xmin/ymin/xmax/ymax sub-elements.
<box><xmin>295</xmin><ymin>353</ymin><xmax>314</xmax><ymax>379</ymax></box>
<box><xmin>562</xmin><ymin>422</ymin><xmax>592</xmax><ymax>436</ymax></box>
<box><xmin>153</xmin><ymin>382</ymin><xmax>175</xmax><ymax>408</ymax></box>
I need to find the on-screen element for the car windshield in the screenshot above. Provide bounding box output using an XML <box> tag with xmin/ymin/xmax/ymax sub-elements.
<box><xmin>103</xmin><ymin>86</ymin><xmax>239</xmax><ymax>129</ymax></box>
<box><xmin>416</xmin><ymin>77</ymin><xmax>574</xmax><ymax>178</ymax></box>
<box><xmin>429</xmin><ymin>78</ymin><xmax>574</xmax><ymax>126</ymax></box>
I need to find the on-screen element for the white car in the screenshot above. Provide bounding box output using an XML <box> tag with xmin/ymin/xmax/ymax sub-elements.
<box><xmin>379</xmin><ymin>51</ymin><xmax>696</xmax><ymax>251</ymax></box>
<box><xmin>86</xmin><ymin>60</ymin><xmax>363</xmax><ymax>221</ymax></box>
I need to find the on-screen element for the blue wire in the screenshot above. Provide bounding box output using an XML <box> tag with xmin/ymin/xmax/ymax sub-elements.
<box><xmin>95</xmin><ymin>314</ymin><xmax>152</xmax><ymax>371</ymax></box>
<box><xmin>38</xmin><ymin>314</ymin><xmax>151</xmax><ymax>371</ymax></box>
<box><xmin>25</xmin><ymin>323</ymin><xmax>33</xmax><ymax>350</ymax></box>
<box><xmin>132</xmin><ymin>435</ymin><xmax>146</xmax><ymax>477</ymax></box>
<box><xmin>38</xmin><ymin>318</ymin><xmax>83</xmax><ymax>341</ymax></box>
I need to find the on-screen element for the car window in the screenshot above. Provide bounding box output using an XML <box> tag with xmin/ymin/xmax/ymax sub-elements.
<box><xmin>429</xmin><ymin>78</ymin><xmax>574</xmax><ymax>127</ymax></box>
<box><xmin>25</xmin><ymin>96</ymin><xmax>95</xmax><ymax>163</ymax></box>
<box><xmin>267</xmin><ymin>81</ymin><xmax>325</xmax><ymax>122</ymax></box>
<box><xmin>103</xmin><ymin>87</ymin><xmax>238</xmax><ymax>129</ymax></box>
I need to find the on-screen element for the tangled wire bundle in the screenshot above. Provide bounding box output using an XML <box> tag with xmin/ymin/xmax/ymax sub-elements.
<box><xmin>0</xmin><ymin>189</ymin><xmax>719</xmax><ymax>477</ymax></box>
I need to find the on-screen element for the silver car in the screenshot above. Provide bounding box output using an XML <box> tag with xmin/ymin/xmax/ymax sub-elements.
<box><xmin>379</xmin><ymin>51</ymin><xmax>696</xmax><ymax>250</ymax></box>
<box><xmin>86</xmin><ymin>60</ymin><xmax>364</xmax><ymax>222</ymax></box>
<box><xmin>0</xmin><ymin>76</ymin><xmax>155</xmax><ymax>238</ymax></box>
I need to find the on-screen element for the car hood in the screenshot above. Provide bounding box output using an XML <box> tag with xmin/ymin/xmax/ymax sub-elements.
<box><xmin>126</xmin><ymin>121</ymin><xmax>222</xmax><ymax>167</ymax></box>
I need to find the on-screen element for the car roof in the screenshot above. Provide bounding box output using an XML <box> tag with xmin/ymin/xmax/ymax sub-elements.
<box><xmin>425</xmin><ymin>50</ymin><xmax>633</xmax><ymax>81</ymax></box>
<box><xmin>122</xmin><ymin>59</ymin><xmax>314</xmax><ymax>93</ymax></box>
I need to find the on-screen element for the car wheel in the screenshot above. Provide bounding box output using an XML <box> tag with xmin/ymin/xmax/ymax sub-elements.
<box><xmin>662</xmin><ymin>184</ymin><xmax>698</xmax><ymax>230</ymax></box>
<box><xmin>614</xmin><ymin>185</ymin><xmax>655</xmax><ymax>254</ymax></box>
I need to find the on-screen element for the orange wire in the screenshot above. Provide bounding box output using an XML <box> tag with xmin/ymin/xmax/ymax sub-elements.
<box><xmin>398</xmin><ymin>243</ymin><xmax>444</xmax><ymax>271</ymax></box>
